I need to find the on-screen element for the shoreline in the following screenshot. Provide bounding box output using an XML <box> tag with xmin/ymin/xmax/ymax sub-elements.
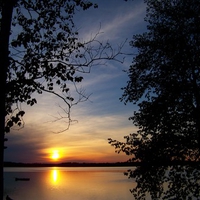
<box><xmin>3</xmin><ymin>161</ymin><xmax>138</xmax><ymax>168</ymax></box>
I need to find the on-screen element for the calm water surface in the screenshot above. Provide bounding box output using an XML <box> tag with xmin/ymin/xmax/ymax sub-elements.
<box><xmin>4</xmin><ymin>167</ymin><xmax>135</xmax><ymax>200</ymax></box>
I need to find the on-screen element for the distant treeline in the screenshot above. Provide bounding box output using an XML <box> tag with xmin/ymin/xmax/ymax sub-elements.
<box><xmin>4</xmin><ymin>160</ymin><xmax>199</xmax><ymax>167</ymax></box>
<box><xmin>3</xmin><ymin>161</ymin><xmax>138</xmax><ymax>167</ymax></box>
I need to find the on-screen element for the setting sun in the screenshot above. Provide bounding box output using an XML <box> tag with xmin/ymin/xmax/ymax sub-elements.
<box><xmin>44</xmin><ymin>148</ymin><xmax>66</xmax><ymax>162</ymax></box>
<box><xmin>51</xmin><ymin>150</ymin><xmax>60</xmax><ymax>160</ymax></box>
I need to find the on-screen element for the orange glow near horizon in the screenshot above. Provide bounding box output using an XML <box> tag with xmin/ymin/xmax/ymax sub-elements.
<box><xmin>52</xmin><ymin>150</ymin><xmax>59</xmax><ymax>160</ymax></box>
<box><xmin>47</xmin><ymin>149</ymin><xmax>63</xmax><ymax>162</ymax></box>
<box><xmin>41</xmin><ymin>146</ymin><xmax>128</xmax><ymax>163</ymax></box>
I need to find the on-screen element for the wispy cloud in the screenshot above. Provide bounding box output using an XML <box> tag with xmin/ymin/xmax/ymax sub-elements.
<box><xmin>76</xmin><ymin>1</ymin><xmax>146</xmax><ymax>42</ymax></box>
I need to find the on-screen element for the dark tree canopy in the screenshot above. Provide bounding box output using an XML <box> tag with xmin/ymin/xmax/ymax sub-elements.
<box><xmin>109</xmin><ymin>0</ymin><xmax>200</xmax><ymax>199</ymax></box>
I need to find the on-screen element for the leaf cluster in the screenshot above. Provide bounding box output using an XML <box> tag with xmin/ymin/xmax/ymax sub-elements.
<box><xmin>5</xmin><ymin>110</ymin><xmax>25</xmax><ymax>133</ymax></box>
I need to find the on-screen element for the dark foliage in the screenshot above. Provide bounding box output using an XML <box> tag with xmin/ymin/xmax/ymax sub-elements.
<box><xmin>109</xmin><ymin>0</ymin><xmax>200</xmax><ymax>199</ymax></box>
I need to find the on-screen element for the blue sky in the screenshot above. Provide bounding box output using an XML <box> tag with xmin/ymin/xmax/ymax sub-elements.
<box><xmin>4</xmin><ymin>0</ymin><xmax>147</xmax><ymax>163</ymax></box>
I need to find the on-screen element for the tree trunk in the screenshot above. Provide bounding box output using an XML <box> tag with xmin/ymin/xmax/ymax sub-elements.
<box><xmin>0</xmin><ymin>1</ymin><xmax>16</xmax><ymax>199</ymax></box>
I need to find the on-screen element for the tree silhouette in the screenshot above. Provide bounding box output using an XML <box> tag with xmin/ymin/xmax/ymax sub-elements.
<box><xmin>0</xmin><ymin>0</ymin><xmax>125</xmax><ymax>198</ymax></box>
<box><xmin>109</xmin><ymin>0</ymin><xmax>200</xmax><ymax>199</ymax></box>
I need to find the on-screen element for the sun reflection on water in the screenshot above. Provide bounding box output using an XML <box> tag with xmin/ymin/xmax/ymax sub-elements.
<box><xmin>50</xmin><ymin>168</ymin><xmax>60</xmax><ymax>185</ymax></box>
<box><xmin>53</xmin><ymin>169</ymin><xmax>58</xmax><ymax>182</ymax></box>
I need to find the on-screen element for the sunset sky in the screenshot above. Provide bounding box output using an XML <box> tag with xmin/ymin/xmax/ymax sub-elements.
<box><xmin>4</xmin><ymin>0</ymin><xmax>146</xmax><ymax>163</ymax></box>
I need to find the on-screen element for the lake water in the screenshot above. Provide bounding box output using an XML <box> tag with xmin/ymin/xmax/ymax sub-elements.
<box><xmin>4</xmin><ymin>167</ymin><xmax>136</xmax><ymax>200</ymax></box>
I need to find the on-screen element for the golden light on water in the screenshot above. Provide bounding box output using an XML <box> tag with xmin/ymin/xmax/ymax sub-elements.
<box><xmin>50</xmin><ymin>168</ymin><xmax>60</xmax><ymax>184</ymax></box>
<box><xmin>47</xmin><ymin>168</ymin><xmax>68</xmax><ymax>187</ymax></box>
<box><xmin>52</xmin><ymin>169</ymin><xmax>58</xmax><ymax>182</ymax></box>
